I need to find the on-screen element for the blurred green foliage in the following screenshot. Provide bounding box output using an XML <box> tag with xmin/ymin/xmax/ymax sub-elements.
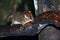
<box><xmin>16</xmin><ymin>0</ymin><xmax>22</xmax><ymax>4</ymax></box>
<box><xmin>0</xmin><ymin>0</ymin><xmax>14</xmax><ymax>25</ymax></box>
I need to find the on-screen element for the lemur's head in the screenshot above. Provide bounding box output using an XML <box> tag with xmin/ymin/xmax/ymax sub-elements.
<box><xmin>25</xmin><ymin>11</ymin><xmax>34</xmax><ymax>20</ymax></box>
<box><xmin>22</xmin><ymin>11</ymin><xmax>34</xmax><ymax>25</ymax></box>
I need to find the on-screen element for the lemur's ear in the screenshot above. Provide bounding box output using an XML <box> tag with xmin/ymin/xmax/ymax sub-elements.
<box><xmin>28</xmin><ymin>11</ymin><xmax>31</xmax><ymax>13</ymax></box>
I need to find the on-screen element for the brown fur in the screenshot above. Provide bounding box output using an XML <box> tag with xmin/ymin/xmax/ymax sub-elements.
<box><xmin>33</xmin><ymin>11</ymin><xmax>60</xmax><ymax>25</ymax></box>
<box><xmin>8</xmin><ymin>11</ymin><xmax>60</xmax><ymax>31</ymax></box>
<box><xmin>7</xmin><ymin>11</ymin><xmax>33</xmax><ymax>31</ymax></box>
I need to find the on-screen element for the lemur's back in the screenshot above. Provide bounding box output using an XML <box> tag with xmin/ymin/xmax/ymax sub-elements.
<box><xmin>34</xmin><ymin>11</ymin><xmax>60</xmax><ymax>25</ymax></box>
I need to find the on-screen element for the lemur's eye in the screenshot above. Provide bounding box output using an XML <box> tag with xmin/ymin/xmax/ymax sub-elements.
<box><xmin>30</xmin><ymin>16</ymin><xmax>32</xmax><ymax>19</ymax></box>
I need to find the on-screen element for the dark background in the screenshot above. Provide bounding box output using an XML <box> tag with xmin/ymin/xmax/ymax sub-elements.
<box><xmin>0</xmin><ymin>35</ymin><xmax>38</xmax><ymax>40</ymax></box>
